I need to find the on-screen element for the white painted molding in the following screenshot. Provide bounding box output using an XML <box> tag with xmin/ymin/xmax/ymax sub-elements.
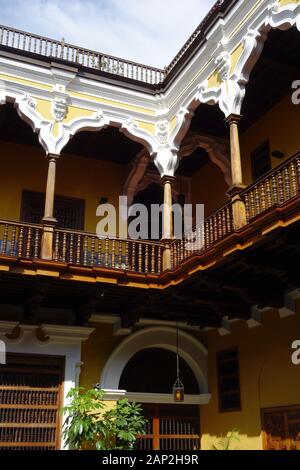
<box><xmin>103</xmin><ymin>389</ymin><xmax>211</xmax><ymax>405</ymax></box>
<box><xmin>100</xmin><ymin>326</ymin><xmax>209</xmax><ymax>394</ymax></box>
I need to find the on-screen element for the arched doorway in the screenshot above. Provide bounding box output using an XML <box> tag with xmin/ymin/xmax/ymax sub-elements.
<box><xmin>100</xmin><ymin>327</ymin><xmax>210</xmax><ymax>450</ymax></box>
<box><xmin>119</xmin><ymin>347</ymin><xmax>201</xmax><ymax>450</ymax></box>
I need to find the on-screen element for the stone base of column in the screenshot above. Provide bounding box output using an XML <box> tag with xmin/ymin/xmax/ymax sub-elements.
<box><xmin>41</xmin><ymin>224</ymin><xmax>55</xmax><ymax>260</ymax></box>
<box><xmin>231</xmin><ymin>194</ymin><xmax>247</xmax><ymax>230</ymax></box>
<box><xmin>161</xmin><ymin>240</ymin><xmax>172</xmax><ymax>271</ymax></box>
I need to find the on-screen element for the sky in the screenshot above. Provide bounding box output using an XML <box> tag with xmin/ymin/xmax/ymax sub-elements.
<box><xmin>0</xmin><ymin>0</ymin><xmax>216</xmax><ymax>68</ymax></box>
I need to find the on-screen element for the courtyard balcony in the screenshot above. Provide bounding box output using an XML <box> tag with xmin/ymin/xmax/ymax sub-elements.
<box><xmin>0</xmin><ymin>150</ymin><xmax>299</xmax><ymax>281</ymax></box>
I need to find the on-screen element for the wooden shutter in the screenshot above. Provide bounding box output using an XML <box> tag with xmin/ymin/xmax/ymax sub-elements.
<box><xmin>262</xmin><ymin>406</ymin><xmax>300</xmax><ymax>450</ymax></box>
<box><xmin>0</xmin><ymin>354</ymin><xmax>64</xmax><ymax>450</ymax></box>
<box><xmin>139</xmin><ymin>405</ymin><xmax>200</xmax><ymax>451</ymax></box>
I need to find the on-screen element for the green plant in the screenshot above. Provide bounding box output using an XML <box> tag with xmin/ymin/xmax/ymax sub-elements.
<box><xmin>61</xmin><ymin>387</ymin><xmax>107</xmax><ymax>450</ymax></box>
<box><xmin>211</xmin><ymin>428</ymin><xmax>241</xmax><ymax>450</ymax></box>
<box><xmin>103</xmin><ymin>398</ymin><xmax>148</xmax><ymax>450</ymax></box>
<box><xmin>61</xmin><ymin>387</ymin><xmax>147</xmax><ymax>450</ymax></box>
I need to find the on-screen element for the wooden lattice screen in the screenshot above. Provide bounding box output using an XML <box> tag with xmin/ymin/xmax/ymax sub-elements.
<box><xmin>0</xmin><ymin>354</ymin><xmax>64</xmax><ymax>450</ymax></box>
<box><xmin>138</xmin><ymin>405</ymin><xmax>200</xmax><ymax>451</ymax></box>
<box><xmin>262</xmin><ymin>406</ymin><xmax>300</xmax><ymax>450</ymax></box>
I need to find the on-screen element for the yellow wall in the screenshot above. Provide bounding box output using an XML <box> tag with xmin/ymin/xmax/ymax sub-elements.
<box><xmin>80</xmin><ymin>323</ymin><xmax>123</xmax><ymax>389</ymax></box>
<box><xmin>191</xmin><ymin>161</ymin><xmax>228</xmax><ymax>216</ymax></box>
<box><xmin>0</xmin><ymin>140</ymin><xmax>126</xmax><ymax>232</ymax></box>
<box><xmin>201</xmin><ymin>305</ymin><xmax>300</xmax><ymax>450</ymax></box>
<box><xmin>240</xmin><ymin>94</ymin><xmax>300</xmax><ymax>185</ymax></box>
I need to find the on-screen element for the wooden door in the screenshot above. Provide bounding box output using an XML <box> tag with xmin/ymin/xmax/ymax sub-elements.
<box><xmin>0</xmin><ymin>354</ymin><xmax>65</xmax><ymax>450</ymax></box>
<box><xmin>262</xmin><ymin>406</ymin><xmax>300</xmax><ymax>450</ymax></box>
<box><xmin>138</xmin><ymin>404</ymin><xmax>200</xmax><ymax>451</ymax></box>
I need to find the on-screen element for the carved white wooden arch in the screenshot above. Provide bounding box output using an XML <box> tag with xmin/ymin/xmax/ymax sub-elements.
<box><xmin>100</xmin><ymin>326</ymin><xmax>209</xmax><ymax>401</ymax></box>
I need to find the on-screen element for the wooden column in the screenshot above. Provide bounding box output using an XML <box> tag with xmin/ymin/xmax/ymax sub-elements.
<box><xmin>161</xmin><ymin>175</ymin><xmax>175</xmax><ymax>271</ymax></box>
<box><xmin>226</xmin><ymin>114</ymin><xmax>247</xmax><ymax>230</ymax></box>
<box><xmin>41</xmin><ymin>154</ymin><xmax>59</xmax><ymax>260</ymax></box>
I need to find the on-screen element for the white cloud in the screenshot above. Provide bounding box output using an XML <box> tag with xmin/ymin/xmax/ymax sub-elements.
<box><xmin>0</xmin><ymin>0</ymin><xmax>216</xmax><ymax>67</ymax></box>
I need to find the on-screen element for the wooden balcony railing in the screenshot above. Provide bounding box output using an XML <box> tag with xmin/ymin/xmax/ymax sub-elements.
<box><xmin>0</xmin><ymin>220</ymin><xmax>42</xmax><ymax>259</ymax></box>
<box><xmin>53</xmin><ymin>228</ymin><xmax>163</xmax><ymax>274</ymax></box>
<box><xmin>242</xmin><ymin>153</ymin><xmax>300</xmax><ymax>222</ymax></box>
<box><xmin>0</xmin><ymin>25</ymin><xmax>165</xmax><ymax>85</ymax></box>
<box><xmin>171</xmin><ymin>202</ymin><xmax>234</xmax><ymax>269</ymax></box>
<box><xmin>0</xmin><ymin>153</ymin><xmax>300</xmax><ymax>275</ymax></box>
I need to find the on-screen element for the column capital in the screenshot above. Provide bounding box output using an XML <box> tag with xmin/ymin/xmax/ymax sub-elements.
<box><xmin>46</xmin><ymin>153</ymin><xmax>60</xmax><ymax>162</ymax></box>
<box><xmin>225</xmin><ymin>113</ymin><xmax>243</xmax><ymax>125</ymax></box>
<box><xmin>161</xmin><ymin>175</ymin><xmax>176</xmax><ymax>186</ymax></box>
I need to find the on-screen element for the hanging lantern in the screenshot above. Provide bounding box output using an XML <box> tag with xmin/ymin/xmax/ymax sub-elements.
<box><xmin>173</xmin><ymin>322</ymin><xmax>185</xmax><ymax>402</ymax></box>
<box><xmin>173</xmin><ymin>377</ymin><xmax>185</xmax><ymax>402</ymax></box>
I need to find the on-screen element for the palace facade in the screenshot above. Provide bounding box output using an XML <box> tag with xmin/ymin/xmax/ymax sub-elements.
<box><xmin>1</xmin><ymin>0</ymin><xmax>300</xmax><ymax>450</ymax></box>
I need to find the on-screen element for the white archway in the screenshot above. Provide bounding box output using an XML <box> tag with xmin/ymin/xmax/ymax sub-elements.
<box><xmin>100</xmin><ymin>326</ymin><xmax>211</xmax><ymax>405</ymax></box>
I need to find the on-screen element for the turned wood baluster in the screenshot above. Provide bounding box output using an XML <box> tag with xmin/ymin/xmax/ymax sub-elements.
<box><xmin>204</xmin><ymin>221</ymin><xmax>209</xmax><ymax>250</ymax></box>
<box><xmin>83</xmin><ymin>236</ymin><xmax>88</xmax><ymax>266</ymax></box>
<box><xmin>10</xmin><ymin>226</ymin><xmax>17</xmax><ymax>257</ymax></box>
<box><xmin>26</xmin><ymin>227</ymin><xmax>32</xmax><ymax>258</ymax></box>
<box><xmin>178</xmin><ymin>239</ymin><xmax>183</xmax><ymax>261</ymax></box>
<box><xmin>97</xmin><ymin>239</ymin><xmax>102</xmax><ymax>267</ymax></box>
<box><xmin>54</xmin><ymin>232</ymin><xmax>59</xmax><ymax>262</ymax></box>
<box><xmin>111</xmin><ymin>240</ymin><xmax>115</xmax><ymax>268</ymax></box>
<box><xmin>290</xmin><ymin>162</ymin><xmax>298</xmax><ymax>197</ymax></box>
<box><xmin>2</xmin><ymin>224</ymin><xmax>8</xmax><ymax>254</ymax></box>
<box><xmin>296</xmin><ymin>158</ymin><xmax>300</xmax><ymax>192</ymax></box>
<box><xmin>76</xmin><ymin>235</ymin><xmax>81</xmax><ymax>265</ymax></box>
<box><xmin>244</xmin><ymin>194</ymin><xmax>250</xmax><ymax>222</ymax></box>
<box><xmin>249</xmin><ymin>190</ymin><xmax>255</xmax><ymax>219</ymax></box>
<box><xmin>218</xmin><ymin>212</ymin><xmax>223</xmax><ymax>239</ymax></box>
<box><xmin>277</xmin><ymin>171</ymin><xmax>284</xmax><ymax>204</ymax></box>
<box><xmin>226</xmin><ymin>207</ymin><xmax>232</xmax><ymax>233</ymax></box>
<box><xmin>209</xmin><ymin>217</ymin><xmax>214</xmax><ymax>246</ymax></box>
<box><xmin>18</xmin><ymin>227</ymin><xmax>24</xmax><ymax>258</ymax></box>
<box><xmin>221</xmin><ymin>209</ymin><xmax>227</xmax><ymax>236</ymax></box>
<box><xmin>125</xmin><ymin>241</ymin><xmax>129</xmax><ymax>270</ymax></box>
<box><xmin>283</xmin><ymin>166</ymin><xmax>291</xmax><ymax>201</ymax></box>
<box><xmin>138</xmin><ymin>243</ymin><xmax>143</xmax><ymax>272</ymax></box>
<box><xmin>34</xmin><ymin>229</ymin><xmax>40</xmax><ymax>259</ymax></box>
<box><xmin>151</xmin><ymin>245</ymin><xmax>155</xmax><ymax>274</ymax></box>
<box><xmin>91</xmin><ymin>237</ymin><xmax>96</xmax><ymax>265</ymax></box>
<box><xmin>116</xmin><ymin>240</ymin><xmax>120</xmax><ymax>268</ymax></box>
<box><xmin>271</xmin><ymin>175</ymin><xmax>278</xmax><ymax>205</ymax></box>
<box><xmin>69</xmin><ymin>234</ymin><xmax>74</xmax><ymax>264</ymax></box>
<box><xmin>260</xmin><ymin>183</ymin><xmax>266</xmax><ymax>212</ymax></box>
<box><xmin>62</xmin><ymin>232</ymin><xmax>67</xmax><ymax>262</ymax></box>
<box><xmin>131</xmin><ymin>242</ymin><xmax>136</xmax><ymax>271</ymax></box>
<box><xmin>145</xmin><ymin>244</ymin><xmax>149</xmax><ymax>273</ymax></box>
<box><xmin>265</xmin><ymin>179</ymin><xmax>272</xmax><ymax>208</ymax></box>
<box><xmin>254</xmin><ymin>186</ymin><xmax>260</xmax><ymax>216</ymax></box>
<box><xmin>212</xmin><ymin>215</ymin><xmax>217</xmax><ymax>242</ymax></box>
<box><xmin>171</xmin><ymin>243</ymin><xmax>175</xmax><ymax>268</ymax></box>
<box><xmin>105</xmin><ymin>238</ymin><xmax>109</xmax><ymax>268</ymax></box>
<box><xmin>158</xmin><ymin>245</ymin><xmax>162</xmax><ymax>273</ymax></box>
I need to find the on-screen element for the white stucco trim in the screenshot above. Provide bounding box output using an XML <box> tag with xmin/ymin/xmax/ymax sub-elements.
<box><xmin>103</xmin><ymin>389</ymin><xmax>211</xmax><ymax>405</ymax></box>
<box><xmin>100</xmin><ymin>326</ymin><xmax>209</xmax><ymax>404</ymax></box>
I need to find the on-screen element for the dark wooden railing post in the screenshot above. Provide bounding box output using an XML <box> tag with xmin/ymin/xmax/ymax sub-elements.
<box><xmin>41</xmin><ymin>154</ymin><xmax>59</xmax><ymax>260</ymax></box>
<box><xmin>226</xmin><ymin>114</ymin><xmax>247</xmax><ymax>230</ymax></box>
<box><xmin>161</xmin><ymin>176</ymin><xmax>175</xmax><ymax>271</ymax></box>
